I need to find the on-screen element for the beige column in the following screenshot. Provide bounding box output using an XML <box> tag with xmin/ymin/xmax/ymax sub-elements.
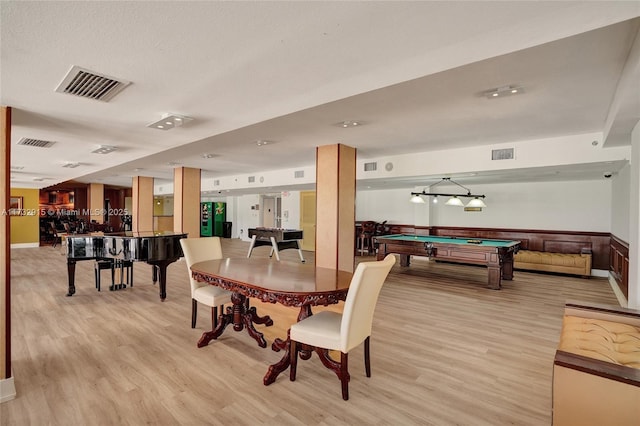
<box><xmin>1</xmin><ymin>106</ymin><xmax>16</xmax><ymax>402</ymax></box>
<box><xmin>315</xmin><ymin>143</ymin><xmax>356</xmax><ymax>272</ymax></box>
<box><xmin>132</xmin><ymin>176</ymin><xmax>154</xmax><ymax>232</ymax></box>
<box><xmin>173</xmin><ymin>167</ymin><xmax>200</xmax><ymax>238</ymax></box>
<box><xmin>87</xmin><ymin>183</ymin><xmax>104</xmax><ymax>224</ymax></box>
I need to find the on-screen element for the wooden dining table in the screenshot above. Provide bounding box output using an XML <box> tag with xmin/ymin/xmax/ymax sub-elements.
<box><xmin>190</xmin><ymin>257</ymin><xmax>353</xmax><ymax>385</ymax></box>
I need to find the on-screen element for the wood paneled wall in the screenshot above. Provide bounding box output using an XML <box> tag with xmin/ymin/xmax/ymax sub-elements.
<box><xmin>610</xmin><ymin>235</ymin><xmax>630</xmax><ymax>298</ymax></box>
<box><xmin>361</xmin><ymin>223</ymin><xmax>612</xmax><ymax>270</ymax></box>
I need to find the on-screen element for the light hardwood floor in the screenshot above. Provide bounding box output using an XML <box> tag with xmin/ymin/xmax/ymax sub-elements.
<box><xmin>2</xmin><ymin>238</ymin><xmax>618</xmax><ymax>425</ymax></box>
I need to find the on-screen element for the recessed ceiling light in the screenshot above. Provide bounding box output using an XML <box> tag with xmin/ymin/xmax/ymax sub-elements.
<box><xmin>148</xmin><ymin>113</ymin><xmax>193</xmax><ymax>130</ymax></box>
<box><xmin>62</xmin><ymin>162</ymin><xmax>81</xmax><ymax>168</ymax></box>
<box><xmin>202</xmin><ymin>153</ymin><xmax>217</xmax><ymax>158</ymax></box>
<box><xmin>483</xmin><ymin>85</ymin><xmax>524</xmax><ymax>99</ymax></box>
<box><xmin>167</xmin><ymin>161</ymin><xmax>180</xmax><ymax>166</ymax></box>
<box><xmin>255</xmin><ymin>140</ymin><xmax>271</xmax><ymax>146</ymax></box>
<box><xmin>91</xmin><ymin>145</ymin><xmax>117</xmax><ymax>154</ymax></box>
<box><xmin>335</xmin><ymin>120</ymin><xmax>362</xmax><ymax>128</ymax></box>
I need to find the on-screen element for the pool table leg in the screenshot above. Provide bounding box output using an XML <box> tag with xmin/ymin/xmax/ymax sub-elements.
<box><xmin>502</xmin><ymin>258</ymin><xmax>514</xmax><ymax>280</ymax></box>
<box><xmin>487</xmin><ymin>266</ymin><xmax>502</xmax><ymax>290</ymax></box>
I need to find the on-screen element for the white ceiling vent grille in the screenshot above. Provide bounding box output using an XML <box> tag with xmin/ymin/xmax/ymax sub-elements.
<box><xmin>248</xmin><ymin>176</ymin><xmax>255</xmax><ymax>183</ymax></box>
<box><xmin>55</xmin><ymin>66</ymin><xmax>130</xmax><ymax>102</ymax></box>
<box><xmin>214</xmin><ymin>179</ymin><xmax>220</xmax><ymax>186</ymax></box>
<box><xmin>17</xmin><ymin>137</ymin><xmax>56</xmax><ymax>148</ymax></box>
<box><xmin>364</xmin><ymin>162</ymin><xmax>377</xmax><ymax>172</ymax></box>
<box><xmin>491</xmin><ymin>148</ymin><xmax>515</xmax><ymax>160</ymax></box>
<box><xmin>294</xmin><ymin>170</ymin><xmax>304</xmax><ymax>179</ymax></box>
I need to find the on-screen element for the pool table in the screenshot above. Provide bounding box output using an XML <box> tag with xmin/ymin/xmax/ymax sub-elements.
<box><xmin>374</xmin><ymin>234</ymin><xmax>521</xmax><ymax>289</ymax></box>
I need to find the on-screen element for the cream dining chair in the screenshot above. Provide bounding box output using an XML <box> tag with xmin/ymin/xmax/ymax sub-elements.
<box><xmin>289</xmin><ymin>254</ymin><xmax>396</xmax><ymax>400</ymax></box>
<box><xmin>180</xmin><ymin>237</ymin><xmax>233</xmax><ymax>329</ymax></box>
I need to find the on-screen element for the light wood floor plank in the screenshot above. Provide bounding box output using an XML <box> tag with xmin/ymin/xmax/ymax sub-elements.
<box><xmin>2</xmin><ymin>238</ymin><xmax>618</xmax><ymax>425</ymax></box>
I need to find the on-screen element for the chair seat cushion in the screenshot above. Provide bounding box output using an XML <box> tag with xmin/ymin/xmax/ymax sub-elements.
<box><xmin>193</xmin><ymin>285</ymin><xmax>232</xmax><ymax>306</ymax></box>
<box><xmin>290</xmin><ymin>311</ymin><xmax>343</xmax><ymax>351</ymax></box>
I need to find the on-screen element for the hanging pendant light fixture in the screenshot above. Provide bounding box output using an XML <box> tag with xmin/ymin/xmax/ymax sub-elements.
<box><xmin>445</xmin><ymin>196</ymin><xmax>464</xmax><ymax>206</ymax></box>
<box><xmin>410</xmin><ymin>177</ymin><xmax>486</xmax><ymax>207</ymax></box>
<box><xmin>466</xmin><ymin>197</ymin><xmax>487</xmax><ymax>208</ymax></box>
<box><xmin>410</xmin><ymin>194</ymin><xmax>426</xmax><ymax>204</ymax></box>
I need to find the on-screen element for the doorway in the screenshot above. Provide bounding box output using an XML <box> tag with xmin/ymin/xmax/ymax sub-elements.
<box><xmin>261</xmin><ymin>195</ymin><xmax>281</xmax><ymax>228</ymax></box>
<box><xmin>300</xmin><ymin>191</ymin><xmax>316</xmax><ymax>251</ymax></box>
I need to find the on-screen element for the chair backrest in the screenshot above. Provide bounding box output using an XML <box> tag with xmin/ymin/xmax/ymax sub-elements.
<box><xmin>340</xmin><ymin>254</ymin><xmax>396</xmax><ymax>353</ymax></box>
<box><xmin>179</xmin><ymin>237</ymin><xmax>224</xmax><ymax>296</ymax></box>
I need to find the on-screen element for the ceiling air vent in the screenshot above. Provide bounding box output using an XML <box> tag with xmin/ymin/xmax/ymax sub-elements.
<box><xmin>55</xmin><ymin>66</ymin><xmax>130</xmax><ymax>102</ymax></box>
<box><xmin>294</xmin><ymin>170</ymin><xmax>304</xmax><ymax>179</ymax></box>
<box><xmin>17</xmin><ymin>137</ymin><xmax>56</xmax><ymax>148</ymax></box>
<box><xmin>364</xmin><ymin>162</ymin><xmax>377</xmax><ymax>172</ymax></box>
<box><xmin>214</xmin><ymin>179</ymin><xmax>220</xmax><ymax>186</ymax></box>
<box><xmin>491</xmin><ymin>148</ymin><xmax>515</xmax><ymax>160</ymax></box>
<box><xmin>248</xmin><ymin>176</ymin><xmax>255</xmax><ymax>183</ymax></box>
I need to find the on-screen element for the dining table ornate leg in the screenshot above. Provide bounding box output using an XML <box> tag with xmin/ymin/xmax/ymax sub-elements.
<box><xmin>197</xmin><ymin>306</ymin><xmax>233</xmax><ymax>348</ymax></box>
<box><xmin>198</xmin><ymin>292</ymin><xmax>273</xmax><ymax>349</ymax></box>
<box><xmin>264</xmin><ymin>329</ymin><xmax>292</xmax><ymax>385</ymax></box>
<box><xmin>264</xmin><ymin>305</ymin><xmax>313</xmax><ymax>385</ymax></box>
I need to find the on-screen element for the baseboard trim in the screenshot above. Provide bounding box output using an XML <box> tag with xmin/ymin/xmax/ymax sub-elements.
<box><xmin>10</xmin><ymin>242</ymin><xmax>40</xmax><ymax>249</ymax></box>
<box><xmin>608</xmin><ymin>273</ymin><xmax>628</xmax><ymax>308</ymax></box>
<box><xmin>591</xmin><ymin>269</ymin><xmax>608</xmax><ymax>278</ymax></box>
<box><xmin>0</xmin><ymin>375</ymin><xmax>16</xmax><ymax>403</ymax></box>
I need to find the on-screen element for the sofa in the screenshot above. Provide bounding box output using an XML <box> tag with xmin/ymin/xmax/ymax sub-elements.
<box><xmin>553</xmin><ymin>302</ymin><xmax>640</xmax><ymax>425</ymax></box>
<box><xmin>514</xmin><ymin>249</ymin><xmax>592</xmax><ymax>278</ymax></box>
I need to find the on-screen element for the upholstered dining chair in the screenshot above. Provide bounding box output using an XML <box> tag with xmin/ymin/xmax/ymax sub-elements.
<box><xmin>289</xmin><ymin>254</ymin><xmax>396</xmax><ymax>400</ymax></box>
<box><xmin>180</xmin><ymin>237</ymin><xmax>233</xmax><ymax>330</ymax></box>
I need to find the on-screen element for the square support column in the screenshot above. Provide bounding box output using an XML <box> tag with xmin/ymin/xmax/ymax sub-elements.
<box><xmin>88</xmin><ymin>183</ymin><xmax>104</xmax><ymax>224</ymax></box>
<box><xmin>173</xmin><ymin>167</ymin><xmax>200</xmax><ymax>238</ymax></box>
<box><xmin>315</xmin><ymin>144</ymin><xmax>356</xmax><ymax>272</ymax></box>
<box><xmin>132</xmin><ymin>176</ymin><xmax>154</xmax><ymax>232</ymax></box>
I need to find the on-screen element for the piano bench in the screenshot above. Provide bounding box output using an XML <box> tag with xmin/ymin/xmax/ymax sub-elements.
<box><xmin>94</xmin><ymin>259</ymin><xmax>115</xmax><ymax>292</ymax></box>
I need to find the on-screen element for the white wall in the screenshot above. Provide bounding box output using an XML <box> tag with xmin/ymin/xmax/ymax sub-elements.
<box><xmin>236</xmin><ymin>194</ymin><xmax>261</xmax><ymax>241</ymax></box>
<box><xmin>357</xmin><ymin>180</ymin><xmax>612</xmax><ymax>232</ymax></box>
<box><xmin>611</xmin><ymin>164</ymin><xmax>631</xmax><ymax>240</ymax></box>
<box><xmin>281</xmin><ymin>191</ymin><xmax>301</xmax><ymax>230</ymax></box>
<box><xmin>204</xmin><ymin>192</ymin><xmax>302</xmax><ymax>240</ymax></box>
<box><xmin>356</xmin><ymin>189</ymin><xmax>412</xmax><ymax>224</ymax></box>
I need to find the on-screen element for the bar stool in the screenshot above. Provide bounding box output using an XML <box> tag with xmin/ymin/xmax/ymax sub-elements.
<box><xmin>356</xmin><ymin>221</ymin><xmax>377</xmax><ymax>255</ymax></box>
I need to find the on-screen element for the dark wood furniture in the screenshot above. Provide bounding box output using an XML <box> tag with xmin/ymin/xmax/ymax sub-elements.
<box><xmin>610</xmin><ymin>235</ymin><xmax>629</xmax><ymax>298</ymax></box>
<box><xmin>190</xmin><ymin>257</ymin><xmax>352</xmax><ymax>385</ymax></box>
<box><xmin>66</xmin><ymin>231</ymin><xmax>186</xmax><ymax>300</ymax></box>
<box><xmin>375</xmin><ymin>234</ymin><xmax>520</xmax><ymax>289</ymax></box>
<box><xmin>355</xmin><ymin>221</ymin><xmax>377</xmax><ymax>255</ymax></box>
<box><xmin>247</xmin><ymin>228</ymin><xmax>305</xmax><ymax>262</ymax></box>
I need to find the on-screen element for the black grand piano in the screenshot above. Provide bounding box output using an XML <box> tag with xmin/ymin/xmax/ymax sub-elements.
<box><xmin>66</xmin><ymin>231</ymin><xmax>187</xmax><ymax>300</ymax></box>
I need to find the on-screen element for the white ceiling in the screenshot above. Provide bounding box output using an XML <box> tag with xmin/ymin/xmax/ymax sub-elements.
<box><xmin>2</xmin><ymin>2</ymin><xmax>640</xmax><ymax>193</ymax></box>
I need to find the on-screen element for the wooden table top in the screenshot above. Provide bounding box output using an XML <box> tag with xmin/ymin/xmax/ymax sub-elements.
<box><xmin>190</xmin><ymin>258</ymin><xmax>353</xmax><ymax>307</ymax></box>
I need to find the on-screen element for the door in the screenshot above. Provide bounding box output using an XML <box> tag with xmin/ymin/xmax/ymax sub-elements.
<box><xmin>300</xmin><ymin>191</ymin><xmax>316</xmax><ymax>251</ymax></box>
<box><xmin>262</xmin><ymin>197</ymin><xmax>276</xmax><ymax>228</ymax></box>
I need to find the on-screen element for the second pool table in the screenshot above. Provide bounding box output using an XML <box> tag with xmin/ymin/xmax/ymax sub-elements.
<box><xmin>374</xmin><ymin>234</ymin><xmax>521</xmax><ymax>289</ymax></box>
